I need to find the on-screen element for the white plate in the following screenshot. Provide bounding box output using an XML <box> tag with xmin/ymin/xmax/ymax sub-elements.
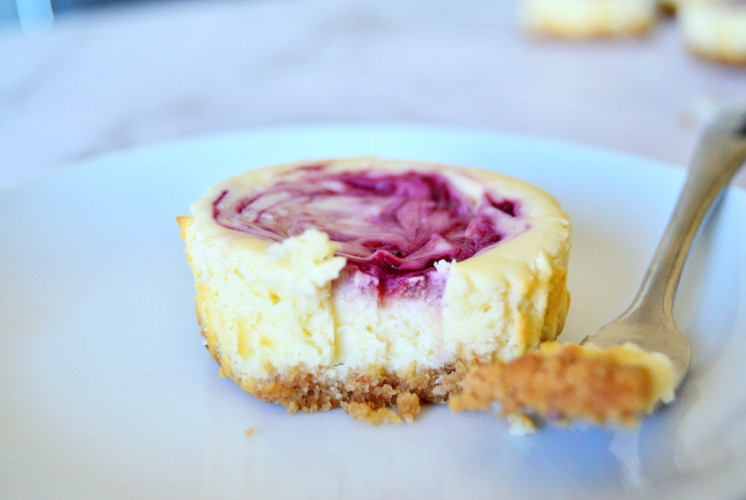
<box><xmin>1</xmin><ymin>125</ymin><xmax>745</xmax><ymax>500</ymax></box>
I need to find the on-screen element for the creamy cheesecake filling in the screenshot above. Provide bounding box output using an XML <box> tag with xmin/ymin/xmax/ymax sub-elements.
<box><xmin>181</xmin><ymin>158</ymin><xmax>572</xmax><ymax>418</ymax></box>
<box><xmin>211</xmin><ymin>165</ymin><xmax>528</xmax><ymax>296</ymax></box>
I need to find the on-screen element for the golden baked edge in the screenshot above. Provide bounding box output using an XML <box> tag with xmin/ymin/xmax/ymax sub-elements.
<box><xmin>520</xmin><ymin>0</ymin><xmax>657</xmax><ymax>39</ymax></box>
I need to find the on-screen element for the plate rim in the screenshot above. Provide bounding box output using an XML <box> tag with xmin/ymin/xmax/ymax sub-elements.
<box><xmin>5</xmin><ymin>122</ymin><xmax>731</xmax><ymax>195</ymax></box>
<box><xmin>1</xmin><ymin>123</ymin><xmax>744</xmax><ymax>499</ymax></box>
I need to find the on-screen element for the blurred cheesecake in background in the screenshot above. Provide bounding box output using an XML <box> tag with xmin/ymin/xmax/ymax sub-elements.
<box><xmin>678</xmin><ymin>0</ymin><xmax>746</xmax><ymax>65</ymax></box>
<box><xmin>520</xmin><ymin>0</ymin><xmax>658</xmax><ymax>38</ymax></box>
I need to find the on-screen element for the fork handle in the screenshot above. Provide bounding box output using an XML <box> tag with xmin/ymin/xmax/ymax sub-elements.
<box><xmin>625</xmin><ymin>111</ymin><xmax>746</xmax><ymax>321</ymax></box>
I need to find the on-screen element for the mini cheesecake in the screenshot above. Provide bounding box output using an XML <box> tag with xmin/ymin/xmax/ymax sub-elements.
<box><xmin>520</xmin><ymin>0</ymin><xmax>657</xmax><ymax>38</ymax></box>
<box><xmin>450</xmin><ymin>341</ymin><xmax>674</xmax><ymax>427</ymax></box>
<box><xmin>178</xmin><ymin>158</ymin><xmax>571</xmax><ymax>422</ymax></box>
<box><xmin>678</xmin><ymin>0</ymin><xmax>746</xmax><ymax>65</ymax></box>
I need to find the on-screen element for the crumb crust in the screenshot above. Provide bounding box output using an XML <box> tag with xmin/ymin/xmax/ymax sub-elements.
<box><xmin>449</xmin><ymin>344</ymin><xmax>656</xmax><ymax>425</ymax></box>
<box><xmin>204</xmin><ymin>327</ymin><xmax>470</xmax><ymax>424</ymax></box>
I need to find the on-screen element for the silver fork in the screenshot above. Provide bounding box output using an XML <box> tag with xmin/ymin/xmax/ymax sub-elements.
<box><xmin>581</xmin><ymin>108</ymin><xmax>746</xmax><ymax>392</ymax></box>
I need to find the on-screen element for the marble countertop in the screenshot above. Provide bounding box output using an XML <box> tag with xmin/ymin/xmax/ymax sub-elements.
<box><xmin>1</xmin><ymin>0</ymin><xmax>745</xmax><ymax>190</ymax></box>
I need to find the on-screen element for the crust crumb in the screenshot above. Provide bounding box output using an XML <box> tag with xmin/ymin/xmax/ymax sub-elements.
<box><xmin>341</xmin><ymin>402</ymin><xmax>403</xmax><ymax>425</ymax></box>
<box><xmin>244</xmin><ymin>427</ymin><xmax>255</xmax><ymax>437</ymax></box>
<box><xmin>395</xmin><ymin>392</ymin><xmax>422</xmax><ymax>423</ymax></box>
<box><xmin>507</xmin><ymin>413</ymin><xmax>538</xmax><ymax>435</ymax></box>
<box><xmin>341</xmin><ymin>392</ymin><xmax>421</xmax><ymax>425</ymax></box>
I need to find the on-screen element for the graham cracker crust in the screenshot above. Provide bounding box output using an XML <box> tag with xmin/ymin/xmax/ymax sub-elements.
<box><xmin>449</xmin><ymin>344</ymin><xmax>655</xmax><ymax>425</ymax></box>
<box><xmin>206</xmin><ymin>332</ymin><xmax>471</xmax><ymax>424</ymax></box>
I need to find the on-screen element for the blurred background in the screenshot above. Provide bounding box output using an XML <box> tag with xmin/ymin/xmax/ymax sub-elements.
<box><xmin>1</xmin><ymin>0</ymin><xmax>745</xmax><ymax>189</ymax></box>
<box><xmin>2</xmin><ymin>0</ymin><xmax>160</xmax><ymax>22</ymax></box>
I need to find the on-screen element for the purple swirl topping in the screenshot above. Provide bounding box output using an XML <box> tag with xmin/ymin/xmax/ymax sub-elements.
<box><xmin>213</xmin><ymin>165</ymin><xmax>525</xmax><ymax>293</ymax></box>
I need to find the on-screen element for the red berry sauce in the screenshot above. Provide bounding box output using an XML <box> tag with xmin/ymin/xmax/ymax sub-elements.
<box><xmin>212</xmin><ymin>165</ymin><xmax>525</xmax><ymax>295</ymax></box>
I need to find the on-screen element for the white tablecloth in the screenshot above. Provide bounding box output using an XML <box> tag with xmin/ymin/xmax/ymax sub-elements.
<box><xmin>2</xmin><ymin>0</ymin><xmax>745</xmax><ymax>189</ymax></box>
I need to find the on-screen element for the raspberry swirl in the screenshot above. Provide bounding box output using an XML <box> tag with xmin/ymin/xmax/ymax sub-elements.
<box><xmin>212</xmin><ymin>165</ymin><xmax>526</xmax><ymax>289</ymax></box>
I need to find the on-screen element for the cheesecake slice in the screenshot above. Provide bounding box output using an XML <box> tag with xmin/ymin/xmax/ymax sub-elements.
<box><xmin>178</xmin><ymin>158</ymin><xmax>571</xmax><ymax>423</ymax></box>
